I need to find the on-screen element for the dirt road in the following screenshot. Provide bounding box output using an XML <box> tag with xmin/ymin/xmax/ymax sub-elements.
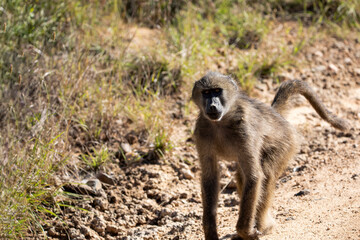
<box><xmin>44</xmin><ymin>36</ymin><xmax>359</xmax><ymax>240</ymax></box>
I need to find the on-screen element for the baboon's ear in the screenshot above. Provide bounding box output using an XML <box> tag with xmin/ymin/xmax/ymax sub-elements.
<box><xmin>191</xmin><ymin>81</ymin><xmax>200</xmax><ymax>101</ymax></box>
<box><xmin>226</xmin><ymin>75</ymin><xmax>238</xmax><ymax>90</ymax></box>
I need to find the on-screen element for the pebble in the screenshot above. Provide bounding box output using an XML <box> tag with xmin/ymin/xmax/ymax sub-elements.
<box><xmin>90</xmin><ymin>217</ymin><xmax>106</xmax><ymax>234</ymax></box>
<box><xmin>69</xmin><ymin>228</ymin><xmax>83</xmax><ymax>239</ymax></box>
<box><xmin>354</xmin><ymin>68</ymin><xmax>360</xmax><ymax>76</ymax></box>
<box><xmin>180</xmin><ymin>168</ymin><xmax>194</xmax><ymax>180</ymax></box>
<box><xmin>106</xmin><ymin>224</ymin><xmax>121</xmax><ymax>235</ymax></box>
<box><xmin>294</xmin><ymin>189</ymin><xmax>310</xmax><ymax>197</ymax></box>
<box><xmin>93</xmin><ymin>198</ymin><xmax>109</xmax><ymax>211</ymax></box>
<box><xmin>314</xmin><ymin>50</ymin><xmax>323</xmax><ymax>57</ymax></box>
<box><xmin>80</xmin><ymin>225</ymin><xmax>91</xmax><ymax>237</ymax></box>
<box><xmin>63</xmin><ymin>183</ymin><xmax>97</xmax><ymax>196</ymax></box>
<box><xmin>224</xmin><ymin>197</ymin><xmax>240</xmax><ymax>207</ymax></box>
<box><xmin>344</xmin><ymin>57</ymin><xmax>352</xmax><ymax>65</ymax></box>
<box><xmin>222</xmin><ymin>170</ymin><xmax>232</xmax><ymax>178</ymax></box>
<box><xmin>218</xmin><ymin>162</ymin><xmax>227</xmax><ymax>172</ymax></box>
<box><xmin>277</xmin><ymin>73</ymin><xmax>294</xmax><ymax>82</ymax></box>
<box><xmin>332</xmin><ymin>41</ymin><xmax>345</xmax><ymax>49</ymax></box>
<box><xmin>179</xmin><ymin>192</ymin><xmax>188</xmax><ymax>199</ymax></box>
<box><xmin>160</xmin><ymin>208</ymin><xmax>172</xmax><ymax>218</ymax></box>
<box><xmin>293</xmin><ymin>165</ymin><xmax>307</xmax><ymax>172</ymax></box>
<box><xmin>328</xmin><ymin>63</ymin><xmax>339</xmax><ymax>74</ymax></box>
<box><xmin>312</xmin><ymin>65</ymin><xmax>326</xmax><ymax>72</ymax></box>
<box><xmin>121</xmin><ymin>142</ymin><xmax>132</xmax><ymax>153</ymax></box>
<box><xmin>108</xmin><ymin>191</ymin><xmax>119</xmax><ymax>204</ymax></box>
<box><xmin>142</xmin><ymin>199</ymin><xmax>157</xmax><ymax>211</ymax></box>
<box><xmin>86</xmin><ymin>179</ymin><xmax>103</xmax><ymax>192</ymax></box>
<box><xmin>47</xmin><ymin>227</ymin><xmax>58</xmax><ymax>237</ymax></box>
<box><xmin>97</xmin><ymin>172</ymin><xmax>117</xmax><ymax>185</ymax></box>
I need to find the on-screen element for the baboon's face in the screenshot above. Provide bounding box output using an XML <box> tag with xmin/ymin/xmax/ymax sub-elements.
<box><xmin>192</xmin><ymin>72</ymin><xmax>238</xmax><ymax>121</ymax></box>
<box><xmin>201</xmin><ymin>88</ymin><xmax>225</xmax><ymax>121</ymax></box>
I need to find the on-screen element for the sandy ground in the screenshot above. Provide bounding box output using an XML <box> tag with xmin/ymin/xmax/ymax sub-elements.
<box><xmin>41</xmin><ymin>32</ymin><xmax>359</xmax><ymax>240</ymax></box>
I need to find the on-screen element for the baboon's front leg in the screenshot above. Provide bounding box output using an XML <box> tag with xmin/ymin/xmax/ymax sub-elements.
<box><xmin>235</xmin><ymin>156</ymin><xmax>263</xmax><ymax>240</ymax></box>
<box><xmin>200</xmin><ymin>155</ymin><xmax>220</xmax><ymax>240</ymax></box>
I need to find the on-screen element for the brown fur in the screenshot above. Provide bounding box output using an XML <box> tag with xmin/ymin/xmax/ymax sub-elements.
<box><xmin>192</xmin><ymin>72</ymin><xmax>349</xmax><ymax>240</ymax></box>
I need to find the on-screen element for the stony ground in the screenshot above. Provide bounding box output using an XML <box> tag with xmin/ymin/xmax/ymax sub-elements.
<box><xmin>37</xmin><ymin>30</ymin><xmax>360</xmax><ymax>240</ymax></box>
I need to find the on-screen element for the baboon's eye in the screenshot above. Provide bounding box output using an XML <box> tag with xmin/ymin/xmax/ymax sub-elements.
<box><xmin>214</xmin><ymin>88</ymin><xmax>221</xmax><ymax>93</ymax></box>
<box><xmin>203</xmin><ymin>90</ymin><xmax>210</xmax><ymax>95</ymax></box>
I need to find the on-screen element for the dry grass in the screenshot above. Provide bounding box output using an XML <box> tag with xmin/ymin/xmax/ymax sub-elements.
<box><xmin>0</xmin><ymin>0</ymin><xmax>359</xmax><ymax>238</ymax></box>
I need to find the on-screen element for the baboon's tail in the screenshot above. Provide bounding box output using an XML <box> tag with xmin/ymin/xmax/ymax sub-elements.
<box><xmin>271</xmin><ymin>79</ymin><xmax>349</xmax><ymax>131</ymax></box>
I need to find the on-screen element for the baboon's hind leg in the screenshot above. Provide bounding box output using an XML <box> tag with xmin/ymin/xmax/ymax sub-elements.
<box><xmin>255</xmin><ymin>174</ymin><xmax>276</xmax><ymax>234</ymax></box>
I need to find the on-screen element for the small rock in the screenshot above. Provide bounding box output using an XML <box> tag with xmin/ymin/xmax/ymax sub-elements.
<box><xmin>222</xmin><ymin>170</ymin><xmax>232</xmax><ymax>178</ymax></box>
<box><xmin>108</xmin><ymin>191</ymin><xmax>119</xmax><ymax>204</ymax></box>
<box><xmin>314</xmin><ymin>50</ymin><xmax>323</xmax><ymax>57</ymax></box>
<box><xmin>125</xmin><ymin>131</ymin><xmax>138</xmax><ymax>144</ymax></box>
<box><xmin>80</xmin><ymin>225</ymin><xmax>91</xmax><ymax>237</ymax></box>
<box><xmin>71</xmin><ymin>216</ymin><xmax>80</xmax><ymax>226</ymax></box>
<box><xmin>332</xmin><ymin>41</ymin><xmax>345</xmax><ymax>49</ymax></box>
<box><xmin>90</xmin><ymin>217</ymin><xmax>106</xmax><ymax>234</ymax></box>
<box><xmin>160</xmin><ymin>208</ymin><xmax>172</xmax><ymax>218</ymax></box>
<box><xmin>293</xmin><ymin>165</ymin><xmax>307</xmax><ymax>172</ymax></box>
<box><xmin>172</xmin><ymin>213</ymin><xmax>185</xmax><ymax>222</ymax></box>
<box><xmin>179</xmin><ymin>162</ymin><xmax>189</xmax><ymax>169</ymax></box>
<box><xmin>344</xmin><ymin>57</ymin><xmax>352</xmax><ymax>65</ymax></box>
<box><xmin>80</xmin><ymin>225</ymin><xmax>101</xmax><ymax>240</ymax></box>
<box><xmin>280</xmin><ymin>175</ymin><xmax>292</xmax><ymax>183</ymax></box>
<box><xmin>180</xmin><ymin>168</ymin><xmax>194</xmax><ymax>180</ymax></box>
<box><xmin>105</xmin><ymin>235</ymin><xmax>117</xmax><ymax>240</ymax></box>
<box><xmin>277</xmin><ymin>73</ymin><xmax>294</xmax><ymax>82</ymax></box>
<box><xmin>106</xmin><ymin>224</ymin><xmax>121</xmax><ymax>235</ymax></box>
<box><xmin>47</xmin><ymin>227</ymin><xmax>58</xmax><ymax>237</ymax></box>
<box><xmin>97</xmin><ymin>172</ymin><xmax>116</xmax><ymax>185</ymax></box>
<box><xmin>120</xmin><ymin>142</ymin><xmax>132</xmax><ymax>153</ymax></box>
<box><xmin>63</xmin><ymin>183</ymin><xmax>97</xmax><ymax>196</ymax></box>
<box><xmin>255</xmin><ymin>83</ymin><xmax>267</xmax><ymax>92</ymax></box>
<box><xmin>137</xmin><ymin>215</ymin><xmax>148</xmax><ymax>225</ymax></box>
<box><xmin>147</xmin><ymin>171</ymin><xmax>160</xmax><ymax>178</ymax></box>
<box><xmin>312</xmin><ymin>65</ymin><xmax>326</xmax><ymax>72</ymax></box>
<box><xmin>187</xmin><ymin>197</ymin><xmax>201</xmax><ymax>203</ymax></box>
<box><xmin>142</xmin><ymin>199</ymin><xmax>157</xmax><ymax>211</ymax></box>
<box><xmin>179</xmin><ymin>192</ymin><xmax>188</xmax><ymax>199</ymax></box>
<box><xmin>93</xmin><ymin>198</ymin><xmax>109</xmax><ymax>211</ymax></box>
<box><xmin>224</xmin><ymin>197</ymin><xmax>240</xmax><ymax>207</ymax></box>
<box><xmin>218</xmin><ymin>162</ymin><xmax>227</xmax><ymax>172</ymax></box>
<box><xmin>354</xmin><ymin>68</ymin><xmax>360</xmax><ymax>76</ymax></box>
<box><xmin>69</xmin><ymin>228</ymin><xmax>83</xmax><ymax>239</ymax></box>
<box><xmin>86</xmin><ymin>179</ymin><xmax>102</xmax><ymax>192</ymax></box>
<box><xmin>328</xmin><ymin>63</ymin><xmax>339</xmax><ymax>74</ymax></box>
<box><xmin>146</xmin><ymin>189</ymin><xmax>161</xmax><ymax>200</ymax></box>
<box><xmin>294</xmin><ymin>189</ymin><xmax>310</xmax><ymax>197</ymax></box>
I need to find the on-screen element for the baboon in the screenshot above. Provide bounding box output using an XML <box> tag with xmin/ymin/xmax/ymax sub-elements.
<box><xmin>191</xmin><ymin>72</ymin><xmax>349</xmax><ymax>240</ymax></box>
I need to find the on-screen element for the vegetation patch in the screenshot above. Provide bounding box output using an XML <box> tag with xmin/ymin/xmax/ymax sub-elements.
<box><xmin>122</xmin><ymin>56</ymin><xmax>182</xmax><ymax>97</ymax></box>
<box><xmin>0</xmin><ymin>0</ymin><xmax>359</xmax><ymax>238</ymax></box>
<box><xmin>118</xmin><ymin>0</ymin><xmax>187</xmax><ymax>27</ymax></box>
<box><xmin>252</xmin><ymin>0</ymin><xmax>360</xmax><ymax>27</ymax></box>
